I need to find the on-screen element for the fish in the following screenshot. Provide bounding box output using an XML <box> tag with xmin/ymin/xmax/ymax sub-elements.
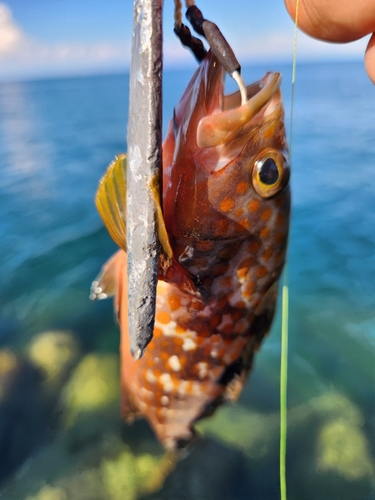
<box><xmin>91</xmin><ymin>50</ymin><xmax>290</xmax><ymax>450</ymax></box>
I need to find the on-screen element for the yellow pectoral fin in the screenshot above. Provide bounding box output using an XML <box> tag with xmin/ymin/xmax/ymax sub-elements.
<box><xmin>95</xmin><ymin>154</ymin><xmax>127</xmax><ymax>251</ymax></box>
<box><xmin>149</xmin><ymin>174</ymin><xmax>173</xmax><ymax>260</ymax></box>
<box><xmin>95</xmin><ymin>154</ymin><xmax>173</xmax><ymax>261</ymax></box>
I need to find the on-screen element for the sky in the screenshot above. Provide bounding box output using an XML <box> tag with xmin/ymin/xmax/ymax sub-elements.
<box><xmin>0</xmin><ymin>0</ymin><xmax>370</xmax><ymax>81</ymax></box>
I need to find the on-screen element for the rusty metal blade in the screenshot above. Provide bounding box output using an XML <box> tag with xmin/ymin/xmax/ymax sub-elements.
<box><xmin>127</xmin><ymin>0</ymin><xmax>163</xmax><ymax>359</ymax></box>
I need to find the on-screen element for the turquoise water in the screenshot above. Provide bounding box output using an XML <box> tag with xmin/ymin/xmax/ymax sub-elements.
<box><xmin>0</xmin><ymin>62</ymin><xmax>374</xmax><ymax>499</ymax></box>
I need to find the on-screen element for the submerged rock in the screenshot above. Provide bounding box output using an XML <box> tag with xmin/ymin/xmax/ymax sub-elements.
<box><xmin>61</xmin><ymin>353</ymin><xmax>119</xmax><ymax>427</ymax></box>
<box><xmin>26</xmin><ymin>330</ymin><xmax>80</xmax><ymax>390</ymax></box>
<box><xmin>101</xmin><ymin>448</ymin><xmax>159</xmax><ymax>500</ymax></box>
<box><xmin>316</xmin><ymin>418</ymin><xmax>374</xmax><ymax>480</ymax></box>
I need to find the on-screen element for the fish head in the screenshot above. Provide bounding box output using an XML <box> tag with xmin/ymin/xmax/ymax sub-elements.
<box><xmin>162</xmin><ymin>51</ymin><xmax>290</xmax><ymax>285</ymax></box>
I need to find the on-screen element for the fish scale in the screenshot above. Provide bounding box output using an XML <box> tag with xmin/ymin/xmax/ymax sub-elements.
<box><xmin>93</xmin><ymin>51</ymin><xmax>290</xmax><ymax>449</ymax></box>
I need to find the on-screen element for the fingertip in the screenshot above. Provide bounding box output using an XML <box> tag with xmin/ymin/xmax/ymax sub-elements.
<box><xmin>284</xmin><ymin>0</ymin><xmax>296</xmax><ymax>20</ymax></box>
<box><xmin>365</xmin><ymin>34</ymin><xmax>375</xmax><ymax>84</ymax></box>
<box><xmin>284</xmin><ymin>0</ymin><xmax>375</xmax><ymax>43</ymax></box>
<box><xmin>283</xmin><ymin>0</ymin><xmax>332</xmax><ymax>41</ymax></box>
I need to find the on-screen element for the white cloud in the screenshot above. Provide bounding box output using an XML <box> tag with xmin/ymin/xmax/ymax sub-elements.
<box><xmin>0</xmin><ymin>3</ymin><xmax>26</xmax><ymax>55</ymax></box>
<box><xmin>0</xmin><ymin>3</ymin><xmax>130</xmax><ymax>80</ymax></box>
<box><xmin>8</xmin><ymin>40</ymin><xmax>129</xmax><ymax>64</ymax></box>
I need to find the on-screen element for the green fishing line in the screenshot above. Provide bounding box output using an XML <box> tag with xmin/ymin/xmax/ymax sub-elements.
<box><xmin>280</xmin><ymin>2</ymin><xmax>299</xmax><ymax>500</ymax></box>
<box><xmin>280</xmin><ymin>274</ymin><xmax>289</xmax><ymax>500</ymax></box>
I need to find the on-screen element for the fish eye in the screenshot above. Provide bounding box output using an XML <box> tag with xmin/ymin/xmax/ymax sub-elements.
<box><xmin>259</xmin><ymin>158</ymin><xmax>279</xmax><ymax>184</ymax></box>
<box><xmin>252</xmin><ymin>150</ymin><xmax>290</xmax><ymax>198</ymax></box>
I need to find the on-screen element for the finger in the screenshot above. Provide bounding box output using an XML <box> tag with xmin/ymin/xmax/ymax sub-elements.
<box><xmin>284</xmin><ymin>0</ymin><xmax>375</xmax><ymax>43</ymax></box>
<box><xmin>365</xmin><ymin>33</ymin><xmax>375</xmax><ymax>84</ymax></box>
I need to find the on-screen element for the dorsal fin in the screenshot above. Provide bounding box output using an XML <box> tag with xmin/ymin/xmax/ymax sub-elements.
<box><xmin>95</xmin><ymin>154</ymin><xmax>127</xmax><ymax>251</ymax></box>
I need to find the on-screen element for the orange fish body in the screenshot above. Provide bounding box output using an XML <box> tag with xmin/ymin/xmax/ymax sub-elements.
<box><xmin>93</xmin><ymin>52</ymin><xmax>290</xmax><ymax>449</ymax></box>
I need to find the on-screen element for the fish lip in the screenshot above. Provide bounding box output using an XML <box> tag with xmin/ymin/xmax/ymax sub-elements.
<box><xmin>197</xmin><ymin>62</ymin><xmax>282</xmax><ymax>149</ymax></box>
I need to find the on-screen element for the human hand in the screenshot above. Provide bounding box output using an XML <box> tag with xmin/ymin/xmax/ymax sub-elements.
<box><xmin>284</xmin><ymin>0</ymin><xmax>375</xmax><ymax>83</ymax></box>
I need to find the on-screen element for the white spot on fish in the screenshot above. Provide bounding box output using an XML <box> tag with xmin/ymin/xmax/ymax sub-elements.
<box><xmin>156</xmin><ymin>320</ymin><xmax>177</xmax><ymax>336</ymax></box>
<box><xmin>159</xmin><ymin>373</ymin><xmax>174</xmax><ymax>392</ymax></box>
<box><xmin>182</xmin><ymin>338</ymin><xmax>197</xmax><ymax>351</ymax></box>
<box><xmin>178</xmin><ymin>245</ymin><xmax>194</xmax><ymax>263</ymax></box>
<box><xmin>211</xmin><ymin>349</ymin><xmax>218</xmax><ymax>358</ymax></box>
<box><xmin>161</xmin><ymin>395</ymin><xmax>169</xmax><ymax>406</ymax></box>
<box><xmin>145</xmin><ymin>370</ymin><xmax>157</xmax><ymax>383</ymax></box>
<box><xmin>192</xmin><ymin>382</ymin><xmax>203</xmax><ymax>395</ymax></box>
<box><xmin>197</xmin><ymin>362</ymin><xmax>208</xmax><ymax>379</ymax></box>
<box><xmin>168</xmin><ymin>355</ymin><xmax>181</xmax><ymax>372</ymax></box>
<box><xmin>178</xmin><ymin>381</ymin><xmax>189</xmax><ymax>396</ymax></box>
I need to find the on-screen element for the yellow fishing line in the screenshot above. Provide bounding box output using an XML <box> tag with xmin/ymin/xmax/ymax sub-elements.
<box><xmin>280</xmin><ymin>2</ymin><xmax>299</xmax><ymax>500</ymax></box>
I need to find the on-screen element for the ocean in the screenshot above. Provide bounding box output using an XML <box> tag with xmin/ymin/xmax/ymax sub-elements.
<box><xmin>0</xmin><ymin>61</ymin><xmax>374</xmax><ymax>499</ymax></box>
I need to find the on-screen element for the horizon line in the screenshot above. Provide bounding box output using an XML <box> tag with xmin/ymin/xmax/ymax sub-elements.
<box><xmin>0</xmin><ymin>55</ymin><xmax>365</xmax><ymax>85</ymax></box>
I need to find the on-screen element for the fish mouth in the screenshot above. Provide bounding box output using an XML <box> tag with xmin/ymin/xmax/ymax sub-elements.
<box><xmin>196</xmin><ymin>52</ymin><xmax>282</xmax><ymax>149</ymax></box>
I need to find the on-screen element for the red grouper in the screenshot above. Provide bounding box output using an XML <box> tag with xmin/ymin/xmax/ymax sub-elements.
<box><xmin>92</xmin><ymin>50</ymin><xmax>290</xmax><ymax>450</ymax></box>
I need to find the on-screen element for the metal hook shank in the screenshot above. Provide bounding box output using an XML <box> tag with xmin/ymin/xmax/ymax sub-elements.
<box><xmin>127</xmin><ymin>0</ymin><xmax>163</xmax><ymax>359</ymax></box>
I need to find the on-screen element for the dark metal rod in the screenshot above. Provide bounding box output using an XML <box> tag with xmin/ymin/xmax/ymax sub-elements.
<box><xmin>127</xmin><ymin>0</ymin><xmax>163</xmax><ymax>359</ymax></box>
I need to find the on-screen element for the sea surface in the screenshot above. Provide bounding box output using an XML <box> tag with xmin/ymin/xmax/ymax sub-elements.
<box><xmin>0</xmin><ymin>61</ymin><xmax>374</xmax><ymax>499</ymax></box>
